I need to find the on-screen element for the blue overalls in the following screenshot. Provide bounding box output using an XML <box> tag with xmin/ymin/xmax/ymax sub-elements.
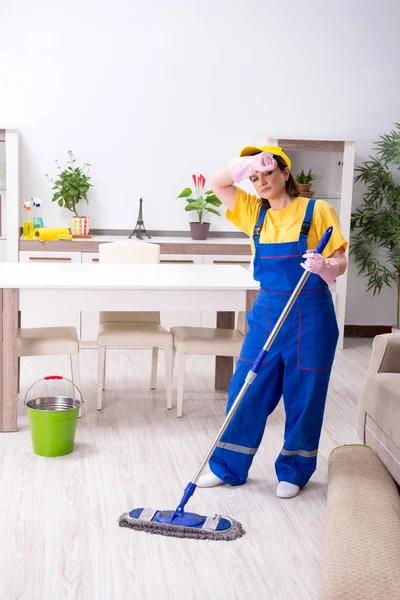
<box><xmin>209</xmin><ymin>199</ymin><xmax>339</xmax><ymax>488</ymax></box>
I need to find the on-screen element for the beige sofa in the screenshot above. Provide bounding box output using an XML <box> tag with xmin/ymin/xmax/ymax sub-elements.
<box><xmin>320</xmin><ymin>334</ymin><xmax>400</xmax><ymax>600</ymax></box>
<box><xmin>358</xmin><ymin>333</ymin><xmax>400</xmax><ymax>484</ymax></box>
<box><xmin>320</xmin><ymin>445</ymin><xmax>400</xmax><ymax>600</ymax></box>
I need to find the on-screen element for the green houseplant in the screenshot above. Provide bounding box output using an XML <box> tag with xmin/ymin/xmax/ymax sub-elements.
<box><xmin>177</xmin><ymin>174</ymin><xmax>222</xmax><ymax>240</ymax></box>
<box><xmin>350</xmin><ymin>123</ymin><xmax>400</xmax><ymax>330</ymax></box>
<box><xmin>46</xmin><ymin>150</ymin><xmax>93</xmax><ymax>235</ymax></box>
<box><xmin>295</xmin><ymin>169</ymin><xmax>315</xmax><ymax>196</ymax></box>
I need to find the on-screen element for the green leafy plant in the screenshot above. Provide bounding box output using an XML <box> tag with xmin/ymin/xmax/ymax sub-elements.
<box><xmin>295</xmin><ymin>169</ymin><xmax>315</xmax><ymax>184</ymax></box>
<box><xmin>46</xmin><ymin>150</ymin><xmax>92</xmax><ymax>217</ymax></box>
<box><xmin>177</xmin><ymin>174</ymin><xmax>222</xmax><ymax>224</ymax></box>
<box><xmin>350</xmin><ymin>123</ymin><xmax>400</xmax><ymax>328</ymax></box>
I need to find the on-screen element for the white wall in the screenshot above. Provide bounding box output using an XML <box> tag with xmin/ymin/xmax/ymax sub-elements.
<box><xmin>0</xmin><ymin>0</ymin><xmax>399</xmax><ymax>325</ymax></box>
<box><xmin>0</xmin><ymin>142</ymin><xmax>6</xmax><ymax>239</ymax></box>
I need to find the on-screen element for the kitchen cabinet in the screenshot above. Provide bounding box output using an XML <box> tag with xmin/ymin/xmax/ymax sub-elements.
<box><xmin>0</xmin><ymin>128</ymin><xmax>19</xmax><ymax>262</ymax></box>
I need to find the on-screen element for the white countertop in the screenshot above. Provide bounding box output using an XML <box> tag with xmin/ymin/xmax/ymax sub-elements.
<box><xmin>0</xmin><ymin>262</ymin><xmax>259</xmax><ymax>290</ymax></box>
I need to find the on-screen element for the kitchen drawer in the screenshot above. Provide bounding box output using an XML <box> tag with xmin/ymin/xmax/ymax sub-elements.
<box><xmin>19</xmin><ymin>250</ymin><xmax>82</xmax><ymax>263</ymax></box>
<box><xmin>81</xmin><ymin>252</ymin><xmax>99</xmax><ymax>264</ymax></box>
<box><xmin>18</xmin><ymin>251</ymin><xmax>81</xmax><ymax>333</ymax></box>
<box><xmin>203</xmin><ymin>254</ymin><xmax>253</xmax><ymax>269</ymax></box>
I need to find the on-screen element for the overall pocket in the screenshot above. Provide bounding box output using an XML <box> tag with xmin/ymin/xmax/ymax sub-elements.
<box><xmin>240</xmin><ymin>302</ymin><xmax>270</xmax><ymax>363</ymax></box>
<box><xmin>297</xmin><ymin>303</ymin><xmax>339</xmax><ymax>371</ymax></box>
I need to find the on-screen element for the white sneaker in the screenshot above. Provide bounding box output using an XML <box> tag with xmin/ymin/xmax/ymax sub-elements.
<box><xmin>196</xmin><ymin>472</ymin><xmax>225</xmax><ymax>488</ymax></box>
<box><xmin>276</xmin><ymin>481</ymin><xmax>300</xmax><ymax>498</ymax></box>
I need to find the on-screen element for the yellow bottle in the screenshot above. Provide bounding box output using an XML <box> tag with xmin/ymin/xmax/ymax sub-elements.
<box><xmin>23</xmin><ymin>201</ymin><xmax>34</xmax><ymax>239</ymax></box>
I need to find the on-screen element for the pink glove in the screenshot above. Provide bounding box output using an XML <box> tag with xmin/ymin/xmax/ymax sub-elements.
<box><xmin>301</xmin><ymin>252</ymin><xmax>339</xmax><ymax>285</ymax></box>
<box><xmin>228</xmin><ymin>152</ymin><xmax>277</xmax><ymax>183</ymax></box>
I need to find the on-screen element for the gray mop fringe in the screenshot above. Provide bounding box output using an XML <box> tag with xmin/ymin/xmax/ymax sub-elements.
<box><xmin>118</xmin><ymin>512</ymin><xmax>245</xmax><ymax>541</ymax></box>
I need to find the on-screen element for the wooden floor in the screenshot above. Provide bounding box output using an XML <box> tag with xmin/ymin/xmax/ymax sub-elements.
<box><xmin>0</xmin><ymin>339</ymin><xmax>372</xmax><ymax>600</ymax></box>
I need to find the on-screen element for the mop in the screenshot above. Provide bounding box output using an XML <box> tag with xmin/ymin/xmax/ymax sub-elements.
<box><xmin>119</xmin><ymin>227</ymin><xmax>333</xmax><ymax>541</ymax></box>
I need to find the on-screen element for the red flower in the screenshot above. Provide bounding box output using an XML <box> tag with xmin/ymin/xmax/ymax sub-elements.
<box><xmin>192</xmin><ymin>174</ymin><xmax>197</xmax><ymax>187</ymax></box>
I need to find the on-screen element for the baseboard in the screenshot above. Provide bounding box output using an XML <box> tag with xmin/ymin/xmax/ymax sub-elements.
<box><xmin>344</xmin><ymin>325</ymin><xmax>392</xmax><ymax>337</ymax></box>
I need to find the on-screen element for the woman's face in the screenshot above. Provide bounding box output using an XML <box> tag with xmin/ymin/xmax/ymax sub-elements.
<box><xmin>250</xmin><ymin>166</ymin><xmax>289</xmax><ymax>200</ymax></box>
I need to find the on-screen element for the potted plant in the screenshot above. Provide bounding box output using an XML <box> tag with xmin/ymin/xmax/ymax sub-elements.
<box><xmin>46</xmin><ymin>150</ymin><xmax>93</xmax><ymax>236</ymax></box>
<box><xmin>295</xmin><ymin>169</ymin><xmax>315</xmax><ymax>196</ymax></box>
<box><xmin>351</xmin><ymin>123</ymin><xmax>400</xmax><ymax>332</ymax></box>
<box><xmin>177</xmin><ymin>174</ymin><xmax>222</xmax><ymax>240</ymax></box>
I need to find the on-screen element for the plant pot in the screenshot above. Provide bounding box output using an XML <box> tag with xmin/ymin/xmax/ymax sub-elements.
<box><xmin>70</xmin><ymin>216</ymin><xmax>91</xmax><ymax>236</ymax></box>
<box><xmin>297</xmin><ymin>183</ymin><xmax>312</xmax><ymax>195</ymax></box>
<box><xmin>189</xmin><ymin>222</ymin><xmax>210</xmax><ymax>240</ymax></box>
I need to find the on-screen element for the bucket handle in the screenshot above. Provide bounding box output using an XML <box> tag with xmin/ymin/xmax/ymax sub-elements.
<box><xmin>24</xmin><ymin>375</ymin><xmax>84</xmax><ymax>406</ymax></box>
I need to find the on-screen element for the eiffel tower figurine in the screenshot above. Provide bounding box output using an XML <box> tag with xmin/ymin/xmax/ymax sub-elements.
<box><xmin>129</xmin><ymin>197</ymin><xmax>151</xmax><ymax>239</ymax></box>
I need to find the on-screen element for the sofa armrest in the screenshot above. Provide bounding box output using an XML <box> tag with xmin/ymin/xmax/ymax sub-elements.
<box><xmin>358</xmin><ymin>333</ymin><xmax>400</xmax><ymax>441</ymax></box>
<box><xmin>320</xmin><ymin>445</ymin><xmax>400</xmax><ymax>600</ymax></box>
<box><xmin>367</xmin><ymin>333</ymin><xmax>400</xmax><ymax>376</ymax></box>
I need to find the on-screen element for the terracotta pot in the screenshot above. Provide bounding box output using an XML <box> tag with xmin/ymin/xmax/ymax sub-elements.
<box><xmin>189</xmin><ymin>222</ymin><xmax>210</xmax><ymax>240</ymax></box>
<box><xmin>297</xmin><ymin>183</ymin><xmax>312</xmax><ymax>195</ymax></box>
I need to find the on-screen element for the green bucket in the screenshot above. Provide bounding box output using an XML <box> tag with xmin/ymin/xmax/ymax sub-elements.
<box><xmin>25</xmin><ymin>376</ymin><xmax>84</xmax><ymax>457</ymax></box>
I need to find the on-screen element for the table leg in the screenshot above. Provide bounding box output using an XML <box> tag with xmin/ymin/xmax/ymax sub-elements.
<box><xmin>18</xmin><ymin>311</ymin><xmax>21</xmax><ymax>393</ymax></box>
<box><xmin>246</xmin><ymin>289</ymin><xmax>258</xmax><ymax>332</ymax></box>
<box><xmin>215</xmin><ymin>290</ymin><xmax>258</xmax><ymax>391</ymax></box>
<box><xmin>0</xmin><ymin>289</ymin><xmax>18</xmax><ymax>432</ymax></box>
<box><xmin>215</xmin><ymin>311</ymin><xmax>235</xmax><ymax>391</ymax></box>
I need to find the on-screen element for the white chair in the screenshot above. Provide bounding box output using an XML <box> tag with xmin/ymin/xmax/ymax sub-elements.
<box><xmin>18</xmin><ymin>326</ymin><xmax>82</xmax><ymax>416</ymax></box>
<box><xmin>96</xmin><ymin>240</ymin><xmax>173</xmax><ymax>411</ymax></box>
<box><xmin>171</xmin><ymin>312</ymin><xmax>246</xmax><ymax>417</ymax></box>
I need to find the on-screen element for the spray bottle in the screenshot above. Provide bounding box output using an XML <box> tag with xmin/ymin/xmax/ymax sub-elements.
<box><xmin>32</xmin><ymin>198</ymin><xmax>44</xmax><ymax>229</ymax></box>
<box><xmin>23</xmin><ymin>201</ymin><xmax>33</xmax><ymax>239</ymax></box>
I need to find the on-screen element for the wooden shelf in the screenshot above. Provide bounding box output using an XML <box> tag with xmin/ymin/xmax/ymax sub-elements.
<box><xmin>278</xmin><ymin>139</ymin><xmax>345</xmax><ymax>152</ymax></box>
<box><xmin>267</xmin><ymin>135</ymin><xmax>355</xmax><ymax>350</ymax></box>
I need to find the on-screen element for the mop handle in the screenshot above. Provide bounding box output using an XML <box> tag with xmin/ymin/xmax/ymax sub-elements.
<box><xmin>191</xmin><ymin>226</ymin><xmax>333</xmax><ymax>484</ymax></box>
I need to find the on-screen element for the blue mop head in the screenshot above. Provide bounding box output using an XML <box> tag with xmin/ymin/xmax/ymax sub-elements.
<box><xmin>118</xmin><ymin>508</ymin><xmax>245</xmax><ymax>541</ymax></box>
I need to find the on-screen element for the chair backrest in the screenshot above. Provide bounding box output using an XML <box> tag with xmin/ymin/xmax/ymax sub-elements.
<box><xmin>99</xmin><ymin>241</ymin><xmax>161</xmax><ymax>324</ymax></box>
<box><xmin>99</xmin><ymin>240</ymin><xmax>160</xmax><ymax>264</ymax></box>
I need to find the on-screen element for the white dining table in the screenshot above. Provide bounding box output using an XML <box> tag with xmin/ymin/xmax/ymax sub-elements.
<box><xmin>0</xmin><ymin>262</ymin><xmax>259</xmax><ymax>432</ymax></box>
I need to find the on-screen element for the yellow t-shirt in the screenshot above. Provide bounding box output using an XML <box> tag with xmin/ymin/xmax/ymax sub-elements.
<box><xmin>226</xmin><ymin>189</ymin><xmax>348</xmax><ymax>258</ymax></box>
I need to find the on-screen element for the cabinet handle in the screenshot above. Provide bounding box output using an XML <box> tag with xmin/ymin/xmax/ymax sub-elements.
<box><xmin>29</xmin><ymin>257</ymin><xmax>72</xmax><ymax>262</ymax></box>
<box><xmin>213</xmin><ymin>260</ymin><xmax>251</xmax><ymax>266</ymax></box>
<box><xmin>92</xmin><ymin>258</ymin><xmax>99</xmax><ymax>262</ymax></box>
<box><xmin>160</xmin><ymin>260</ymin><xmax>194</xmax><ymax>264</ymax></box>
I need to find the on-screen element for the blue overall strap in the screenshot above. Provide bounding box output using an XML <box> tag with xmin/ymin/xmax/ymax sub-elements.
<box><xmin>299</xmin><ymin>199</ymin><xmax>316</xmax><ymax>241</ymax></box>
<box><xmin>253</xmin><ymin>205</ymin><xmax>268</xmax><ymax>239</ymax></box>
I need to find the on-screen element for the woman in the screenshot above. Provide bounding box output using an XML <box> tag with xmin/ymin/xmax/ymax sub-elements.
<box><xmin>198</xmin><ymin>145</ymin><xmax>348</xmax><ymax>498</ymax></box>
